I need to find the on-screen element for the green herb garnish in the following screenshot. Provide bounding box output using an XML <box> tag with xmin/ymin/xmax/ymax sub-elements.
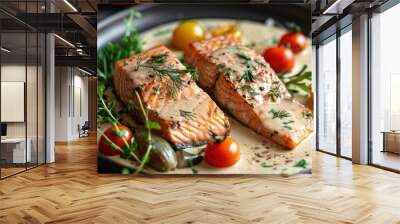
<box><xmin>179</xmin><ymin>110</ymin><xmax>196</xmax><ymax>121</ymax></box>
<box><xmin>98</xmin><ymin>10</ymin><xmax>143</xmax><ymax>84</ymax></box>
<box><xmin>279</xmin><ymin>65</ymin><xmax>311</xmax><ymax>96</ymax></box>
<box><xmin>236</xmin><ymin>52</ymin><xmax>251</xmax><ymax>61</ymax></box>
<box><xmin>239</xmin><ymin>69</ymin><xmax>255</xmax><ymax>82</ymax></box>
<box><xmin>111</xmin><ymin>129</ymin><xmax>129</xmax><ymax>137</ymax></box>
<box><xmin>302</xmin><ymin>111</ymin><xmax>313</xmax><ymax>119</ymax></box>
<box><xmin>241</xmin><ymin>85</ymin><xmax>259</xmax><ymax>97</ymax></box>
<box><xmin>267</xmin><ymin>82</ymin><xmax>281</xmax><ymax>102</ymax></box>
<box><xmin>294</xmin><ymin>159</ymin><xmax>307</xmax><ymax>169</ymax></box>
<box><xmin>121</xmin><ymin>167</ymin><xmax>131</xmax><ymax>175</ymax></box>
<box><xmin>147</xmin><ymin>53</ymin><xmax>168</xmax><ymax>65</ymax></box>
<box><xmin>134</xmin><ymin>90</ymin><xmax>161</xmax><ymax>174</ymax></box>
<box><xmin>269</xmin><ymin>109</ymin><xmax>290</xmax><ymax>119</ymax></box>
<box><xmin>184</xmin><ymin>64</ymin><xmax>199</xmax><ymax>82</ymax></box>
<box><xmin>260</xmin><ymin>162</ymin><xmax>273</xmax><ymax>168</ymax></box>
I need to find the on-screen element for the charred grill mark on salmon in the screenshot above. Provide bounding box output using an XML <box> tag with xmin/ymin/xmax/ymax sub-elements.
<box><xmin>185</xmin><ymin>37</ymin><xmax>313</xmax><ymax>149</ymax></box>
<box><xmin>114</xmin><ymin>45</ymin><xmax>230</xmax><ymax>149</ymax></box>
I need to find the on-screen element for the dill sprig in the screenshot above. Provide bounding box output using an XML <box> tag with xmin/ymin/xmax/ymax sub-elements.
<box><xmin>241</xmin><ymin>85</ymin><xmax>259</xmax><ymax>97</ymax></box>
<box><xmin>267</xmin><ymin>82</ymin><xmax>282</xmax><ymax>102</ymax></box>
<box><xmin>269</xmin><ymin>109</ymin><xmax>291</xmax><ymax>119</ymax></box>
<box><xmin>136</xmin><ymin>54</ymin><xmax>199</xmax><ymax>97</ymax></box>
<box><xmin>236</xmin><ymin>51</ymin><xmax>255</xmax><ymax>83</ymax></box>
<box><xmin>147</xmin><ymin>53</ymin><xmax>168</xmax><ymax>65</ymax></box>
<box><xmin>179</xmin><ymin>110</ymin><xmax>196</xmax><ymax>121</ymax></box>
<box><xmin>236</xmin><ymin>52</ymin><xmax>251</xmax><ymax>61</ymax></box>
<box><xmin>240</xmin><ymin>69</ymin><xmax>255</xmax><ymax>82</ymax></box>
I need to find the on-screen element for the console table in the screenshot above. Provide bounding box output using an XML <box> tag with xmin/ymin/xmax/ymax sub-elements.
<box><xmin>381</xmin><ymin>131</ymin><xmax>400</xmax><ymax>154</ymax></box>
<box><xmin>1</xmin><ymin>138</ymin><xmax>32</xmax><ymax>164</ymax></box>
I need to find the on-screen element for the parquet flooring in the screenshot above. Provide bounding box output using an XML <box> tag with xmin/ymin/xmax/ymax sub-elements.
<box><xmin>1</xmin><ymin>135</ymin><xmax>400</xmax><ymax>224</ymax></box>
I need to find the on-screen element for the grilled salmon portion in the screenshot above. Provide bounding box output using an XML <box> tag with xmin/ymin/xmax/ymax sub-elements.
<box><xmin>185</xmin><ymin>37</ymin><xmax>313</xmax><ymax>149</ymax></box>
<box><xmin>185</xmin><ymin>35</ymin><xmax>240</xmax><ymax>92</ymax></box>
<box><xmin>114</xmin><ymin>45</ymin><xmax>230</xmax><ymax>149</ymax></box>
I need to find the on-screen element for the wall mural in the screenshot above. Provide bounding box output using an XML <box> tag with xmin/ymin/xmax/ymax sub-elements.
<box><xmin>97</xmin><ymin>4</ymin><xmax>313</xmax><ymax>175</ymax></box>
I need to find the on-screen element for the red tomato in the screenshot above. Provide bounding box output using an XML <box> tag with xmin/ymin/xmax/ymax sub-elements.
<box><xmin>278</xmin><ymin>32</ymin><xmax>307</xmax><ymax>54</ymax></box>
<box><xmin>263</xmin><ymin>47</ymin><xmax>295</xmax><ymax>73</ymax></box>
<box><xmin>204</xmin><ymin>137</ymin><xmax>240</xmax><ymax>168</ymax></box>
<box><xmin>99</xmin><ymin>125</ymin><xmax>133</xmax><ymax>156</ymax></box>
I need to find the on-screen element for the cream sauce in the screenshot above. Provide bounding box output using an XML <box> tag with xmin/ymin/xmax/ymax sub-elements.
<box><xmin>209</xmin><ymin>45</ymin><xmax>310</xmax><ymax>142</ymax></box>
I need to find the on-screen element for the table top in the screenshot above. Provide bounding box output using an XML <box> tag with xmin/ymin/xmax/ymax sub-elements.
<box><xmin>381</xmin><ymin>131</ymin><xmax>400</xmax><ymax>134</ymax></box>
<box><xmin>1</xmin><ymin>138</ymin><xmax>30</xmax><ymax>143</ymax></box>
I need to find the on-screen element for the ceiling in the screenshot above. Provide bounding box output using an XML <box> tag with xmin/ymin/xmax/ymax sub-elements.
<box><xmin>0</xmin><ymin>0</ymin><xmax>99</xmax><ymax>73</ymax></box>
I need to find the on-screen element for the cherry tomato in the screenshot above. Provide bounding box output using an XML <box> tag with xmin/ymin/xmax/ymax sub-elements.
<box><xmin>263</xmin><ymin>47</ymin><xmax>295</xmax><ymax>73</ymax></box>
<box><xmin>204</xmin><ymin>136</ymin><xmax>240</xmax><ymax>168</ymax></box>
<box><xmin>172</xmin><ymin>20</ymin><xmax>205</xmax><ymax>52</ymax></box>
<box><xmin>278</xmin><ymin>32</ymin><xmax>307</xmax><ymax>54</ymax></box>
<box><xmin>99</xmin><ymin>125</ymin><xmax>133</xmax><ymax>156</ymax></box>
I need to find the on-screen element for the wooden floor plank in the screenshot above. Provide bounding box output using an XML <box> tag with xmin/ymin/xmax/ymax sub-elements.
<box><xmin>0</xmin><ymin>135</ymin><xmax>400</xmax><ymax>223</ymax></box>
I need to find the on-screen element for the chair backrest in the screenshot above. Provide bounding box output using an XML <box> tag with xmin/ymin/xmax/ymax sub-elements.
<box><xmin>82</xmin><ymin>121</ymin><xmax>90</xmax><ymax>129</ymax></box>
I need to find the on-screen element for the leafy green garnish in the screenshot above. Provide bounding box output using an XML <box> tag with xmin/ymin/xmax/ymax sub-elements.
<box><xmin>294</xmin><ymin>159</ymin><xmax>307</xmax><ymax>169</ymax></box>
<box><xmin>260</xmin><ymin>162</ymin><xmax>273</xmax><ymax>168</ymax></box>
<box><xmin>240</xmin><ymin>69</ymin><xmax>255</xmax><ymax>83</ymax></box>
<box><xmin>111</xmin><ymin>129</ymin><xmax>128</xmax><ymax>136</ymax></box>
<box><xmin>241</xmin><ymin>85</ymin><xmax>259</xmax><ymax>97</ymax></box>
<box><xmin>97</xmin><ymin>10</ymin><xmax>143</xmax><ymax>85</ymax></box>
<box><xmin>266</xmin><ymin>81</ymin><xmax>281</xmax><ymax>102</ymax></box>
<box><xmin>147</xmin><ymin>53</ymin><xmax>168</xmax><ymax>65</ymax></box>
<box><xmin>96</xmin><ymin>10</ymin><xmax>161</xmax><ymax>174</ymax></box>
<box><xmin>121</xmin><ymin>167</ymin><xmax>131</xmax><ymax>175</ymax></box>
<box><xmin>184</xmin><ymin>64</ymin><xmax>199</xmax><ymax>82</ymax></box>
<box><xmin>236</xmin><ymin>52</ymin><xmax>251</xmax><ymax>61</ymax></box>
<box><xmin>133</xmin><ymin>91</ymin><xmax>161</xmax><ymax>174</ymax></box>
<box><xmin>279</xmin><ymin>65</ymin><xmax>311</xmax><ymax>96</ymax></box>
<box><xmin>269</xmin><ymin>109</ymin><xmax>290</xmax><ymax>119</ymax></box>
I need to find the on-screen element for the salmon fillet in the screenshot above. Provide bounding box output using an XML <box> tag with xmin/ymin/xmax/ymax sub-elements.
<box><xmin>185</xmin><ymin>37</ymin><xmax>313</xmax><ymax>149</ymax></box>
<box><xmin>114</xmin><ymin>45</ymin><xmax>230</xmax><ymax>149</ymax></box>
<box><xmin>185</xmin><ymin>35</ymin><xmax>240</xmax><ymax>92</ymax></box>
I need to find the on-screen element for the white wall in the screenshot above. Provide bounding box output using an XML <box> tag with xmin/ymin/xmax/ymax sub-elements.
<box><xmin>54</xmin><ymin>67</ymin><xmax>89</xmax><ymax>141</ymax></box>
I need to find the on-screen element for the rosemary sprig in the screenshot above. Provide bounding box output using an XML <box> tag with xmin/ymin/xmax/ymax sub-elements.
<box><xmin>279</xmin><ymin>65</ymin><xmax>311</xmax><ymax>96</ymax></box>
<box><xmin>179</xmin><ymin>110</ymin><xmax>196</xmax><ymax>121</ymax></box>
<box><xmin>269</xmin><ymin>109</ymin><xmax>291</xmax><ymax>119</ymax></box>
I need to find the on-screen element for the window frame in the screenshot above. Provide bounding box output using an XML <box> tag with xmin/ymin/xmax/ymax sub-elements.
<box><xmin>314</xmin><ymin>22</ymin><xmax>353</xmax><ymax>161</ymax></box>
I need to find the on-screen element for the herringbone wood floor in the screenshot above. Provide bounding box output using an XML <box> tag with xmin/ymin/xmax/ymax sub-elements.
<box><xmin>1</xmin><ymin>136</ymin><xmax>400</xmax><ymax>224</ymax></box>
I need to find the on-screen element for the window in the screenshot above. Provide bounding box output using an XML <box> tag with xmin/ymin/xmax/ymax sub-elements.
<box><xmin>317</xmin><ymin>36</ymin><xmax>337</xmax><ymax>154</ymax></box>
<box><xmin>339</xmin><ymin>27</ymin><xmax>352</xmax><ymax>158</ymax></box>
<box><xmin>370</xmin><ymin>3</ymin><xmax>400</xmax><ymax>171</ymax></box>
